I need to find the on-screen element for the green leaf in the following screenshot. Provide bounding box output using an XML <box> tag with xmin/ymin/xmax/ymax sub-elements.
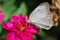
<box><xmin>0</xmin><ymin>25</ymin><xmax>2</xmax><ymax>33</ymax></box>
<box><xmin>39</xmin><ymin>29</ymin><xmax>47</xmax><ymax>38</ymax></box>
<box><xmin>0</xmin><ymin>0</ymin><xmax>3</xmax><ymax>1</ymax></box>
<box><xmin>14</xmin><ymin>2</ymin><xmax>28</xmax><ymax>16</ymax></box>
<box><xmin>0</xmin><ymin>0</ymin><xmax>2</xmax><ymax>1</ymax></box>
<box><xmin>33</xmin><ymin>35</ymin><xmax>36</xmax><ymax>39</ymax></box>
<box><xmin>2</xmin><ymin>0</ymin><xmax>15</xmax><ymax>10</ymax></box>
<box><xmin>2</xmin><ymin>0</ymin><xmax>16</xmax><ymax>22</ymax></box>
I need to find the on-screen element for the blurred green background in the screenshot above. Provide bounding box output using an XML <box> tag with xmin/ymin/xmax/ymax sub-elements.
<box><xmin>0</xmin><ymin>0</ymin><xmax>59</xmax><ymax>40</ymax></box>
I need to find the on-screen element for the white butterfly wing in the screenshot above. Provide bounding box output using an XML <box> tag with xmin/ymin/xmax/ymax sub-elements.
<box><xmin>32</xmin><ymin>22</ymin><xmax>51</xmax><ymax>30</ymax></box>
<box><xmin>27</xmin><ymin>2</ymin><xmax>53</xmax><ymax>30</ymax></box>
<box><xmin>29</xmin><ymin>2</ymin><xmax>50</xmax><ymax>21</ymax></box>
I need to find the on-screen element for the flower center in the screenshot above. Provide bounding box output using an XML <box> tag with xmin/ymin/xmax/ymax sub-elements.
<box><xmin>20</xmin><ymin>26</ymin><xmax>25</xmax><ymax>31</ymax></box>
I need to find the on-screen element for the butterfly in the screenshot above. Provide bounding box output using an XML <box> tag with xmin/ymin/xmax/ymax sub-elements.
<box><xmin>27</xmin><ymin>2</ymin><xmax>53</xmax><ymax>30</ymax></box>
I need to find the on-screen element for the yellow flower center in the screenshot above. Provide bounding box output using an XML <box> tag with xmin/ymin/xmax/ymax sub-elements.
<box><xmin>20</xmin><ymin>26</ymin><xmax>25</xmax><ymax>31</ymax></box>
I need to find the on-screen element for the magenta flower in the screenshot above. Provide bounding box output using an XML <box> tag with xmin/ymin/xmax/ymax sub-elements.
<box><xmin>0</xmin><ymin>10</ymin><xmax>5</xmax><ymax>24</ymax></box>
<box><xmin>3</xmin><ymin>13</ymin><xmax>39</xmax><ymax>40</ymax></box>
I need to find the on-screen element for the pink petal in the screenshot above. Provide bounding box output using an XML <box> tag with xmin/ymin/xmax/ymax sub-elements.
<box><xmin>0</xmin><ymin>9</ymin><xmax>4</xmax><ymax>12</ymax></box>
<box><xmin>25</xmin><ymin>15</ymin><xmax>29</xmax><ymax>21</ymax></box>
<box><xmin>12</xmin><ymin>15</ymin><xmax>18</xmax><ymax>22</ymax></box>
<box><xmin>6</xmin><ymin>32</ymin><xmax>15</xmax><ymax>40</ymax></box>
<box><xmin>18</xmin><ymin>13</ymin><xmax>26</xmax><ymax>25</ymax></box>
<box><xmin>24</xmin><ymin>32</ymin><xmax>34</xmax><ymax>40</ymax></box>
<box><xmin>14</xmin><ymin>22</ymin><xmax>21</xmax><ymax>30</ymax></box>
<box><xmin>16</xmin><ymin>37</ymin><xmax>21</xmax><ymax>40</ymax></box>
<box><xmin>16</xmin><ymin>31</ymin><xmax>34</xmax><ymax>40</ymax></box>
<box><xmin>20</xmin><ymin>33</ymin><xmax>28</xmax><ymax>40</ymax></box>
<box><xmin>28</xmin><ymin>24</ymin><xmax>39</xmax><ymax>34</ymax></box>
<box><xmin>0</xmin><ymin>19</ymin><xmax>3</xmax><ymax>24</ymax></box>
<box><xmin>6</xmin><ymin>22</ymin><xmax>14</xmax><ymax>27</ymax></box>
<box><xmin>0</xmin><ymin>13</ymin><xmax>5</xmax><ymax>18</ymax></box>
<box><xmin>19</xmin><ymin>32</ymin><xmax>30</xmax><ymax>40</ymax></box>
<box><xmin>3</xmin><ymin>22</ymin><xmax>16</xmax><ymax>31</ymax></box>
